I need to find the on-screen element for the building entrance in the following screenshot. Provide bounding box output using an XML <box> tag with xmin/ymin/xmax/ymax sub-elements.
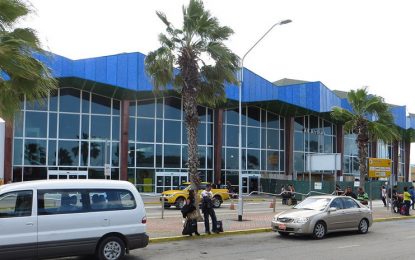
<box><xmin>47</xmin><ymin>170</ymin><xmax>88</xmax><ymax>180</ymax></box>
<box><xmin>155</xmin><ymin>172</ymin><xmax>188</xmax><ymax>193</ymax></box>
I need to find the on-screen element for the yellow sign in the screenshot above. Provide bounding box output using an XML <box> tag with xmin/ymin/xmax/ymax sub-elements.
<box><xmin>368</xmin><ymin>158</ymin><xmax>392</xmax><ymax>178</ymax></box>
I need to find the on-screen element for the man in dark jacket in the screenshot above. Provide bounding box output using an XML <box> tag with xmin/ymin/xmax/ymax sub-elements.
<box><xmin>343</xmin><ymin>186</ymin><xmax>357</xmax><ymax>199</ymax></box>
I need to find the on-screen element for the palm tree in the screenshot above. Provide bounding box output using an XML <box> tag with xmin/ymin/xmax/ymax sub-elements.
<box><xmin>145</xmin><ymin>0</ymin><xmax>239</xmax><ymax>198</ymax></box>
<box><xmin>331</xmin><ymin>87</ymin><xmax>399</xmax><ymax>187</ymax></box>
<box><xmin>0</xmin><ymin>0</ymin><xmax>57</xmax><ymax>120</ymax></box>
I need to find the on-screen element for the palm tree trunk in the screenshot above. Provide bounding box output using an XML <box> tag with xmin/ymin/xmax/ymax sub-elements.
<box><xmin>179</xmin><ymin>48</ymin><xmax>201</xmax><ymax>218</ymax></box>
<box><xmin>357</xmin><ymin>131</ymin><xmax>369</xmax><ymax>188</ymax></box>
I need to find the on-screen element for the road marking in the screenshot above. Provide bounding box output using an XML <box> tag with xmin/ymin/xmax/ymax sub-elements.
<box><xmin>338</xmin><ymin>245</ymin><xmax>360</xmax><ymax>249</ymax></box>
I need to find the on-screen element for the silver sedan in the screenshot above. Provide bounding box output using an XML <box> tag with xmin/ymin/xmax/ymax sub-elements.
<box><xmin>271</xmin><ymin>195</ymin><xmax>373</xmax><ymax>239</ymax></box>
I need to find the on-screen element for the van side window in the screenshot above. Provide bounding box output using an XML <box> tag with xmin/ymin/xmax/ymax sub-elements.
<box><xmin>0</xmin><ymin>190</ymin><xmax>33</xmax><ymax>218</ymax></box>
<box><xmin>38</xmin><ymin>190</ymin><xmax>84</xmax><ymax>215</ymax></box>
<box><xmin>89</xmin><ymin>189</ymin><xmax>136</xmax><ymax>211</ymax></box>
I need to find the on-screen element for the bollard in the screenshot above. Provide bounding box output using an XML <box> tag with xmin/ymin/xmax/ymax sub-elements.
<box><xmin>161</xmin><ymin>195</ymin><xmax>164</xmax><ymax>219</ymax></box>
<box><xmin>230</xmin><ymin>199</ymin><xmax>235</xmax><ymax>210</ymax></box>
<box><xmin>272</xmin><ymin>197</ymin><xmax>276</xmax><ymax>212</ymax></box>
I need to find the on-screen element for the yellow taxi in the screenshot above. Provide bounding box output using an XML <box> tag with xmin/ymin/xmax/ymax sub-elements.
<box><xmin>160</xmin><ymin>182</ymin><xmax>230</xmax><ymax>209</ymax></box>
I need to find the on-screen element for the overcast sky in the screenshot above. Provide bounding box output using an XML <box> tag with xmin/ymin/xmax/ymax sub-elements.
<box><xmin>23</xmin><ymin>0</ymin><xmax>415</xmax><ymax>162</ymax></box>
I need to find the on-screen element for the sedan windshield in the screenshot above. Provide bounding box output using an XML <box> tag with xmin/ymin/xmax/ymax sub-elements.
<box><xmin>293</xmin><ymin>197</ymin><xmax>331</xmax><ymax>211</ymax></box>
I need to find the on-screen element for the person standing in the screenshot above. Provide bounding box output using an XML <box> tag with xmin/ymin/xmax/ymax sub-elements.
<box><xmin>403</xmin><ymin>187</ymin><xmax>411</xmax><ymax>216</ymax></box>
<box><xmin>357</xmin><ymin>187</ymin><xmax>369</xmax><ymax>205</ymax></box>
<box><xmin>381</xmin><ymin>185</ymin><xmax>387</xmax><ymax>207</ymax></box>
<box><xmin>409</xmin><ymin>186</ymin><xmax>415</xmax><ymax>210</ymax></box>
<box><xmin>343</xmin><ymin>186</ymin><xmax>357</xmax><ymax>199</ymax></box>
<box><xmin>182</xmin><ymin>189</ymin><xmax>200</xmax><ymax>236</ymax></box>
<box><xmin>201</xmin><ymin>183</ymin><xmax>219</xmax><ymax>234</ymax></box>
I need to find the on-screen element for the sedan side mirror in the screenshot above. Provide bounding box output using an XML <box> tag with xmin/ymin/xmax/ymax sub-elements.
<box><xmin>328</xmin><ymin>207</ymin><xmax>337</xmax><ymax>212</ymax></box>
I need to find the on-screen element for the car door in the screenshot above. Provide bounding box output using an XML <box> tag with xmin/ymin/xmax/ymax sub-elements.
<box><xmin>37</xmin><ymin>189</ymin><xmax>99</xmax><ymax>259</ymax></box>
<box><xmin>0</xmin><ymin>190</ymin><xmax>37</xmax><ymax>260</ymax></box>
<box><xmin>325</xmin><ymin>198</ymin><xmax>346</xmax><ymax>231</ymax></box>
<box><xmin>341</xmin><ymin>197</ymin><xmax>362</xmax><ymax>228</ymax></box>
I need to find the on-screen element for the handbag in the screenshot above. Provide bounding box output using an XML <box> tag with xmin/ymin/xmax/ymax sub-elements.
<box><xmin>182</xmin><ymin>219</ymin><xmax>197</xmax><ymax>235</ymax></box>
<box><xmin>216</xmin><ymin>220</ymin><xmax>223</xmax><ymax>232</ymax></box>
<box><xmin>186</xmin><ymin>209</ymin><xmax>199</xmax><ymax>220</ymax></box>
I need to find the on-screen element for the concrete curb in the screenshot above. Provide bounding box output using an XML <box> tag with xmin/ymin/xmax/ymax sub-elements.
<box><xmin>149</xmin><ymin>228</ymin><xmax>272</xmax><ymax>244</ymax></box>
<box><xmin>144</xmin><ymin>198</ymin><xmax>266</xmax><ymax>205</ymax></box>
<box><xmin>148</xmin><ymin>216</ymin><xmax>415</xmax><ymax>244</ymax></box>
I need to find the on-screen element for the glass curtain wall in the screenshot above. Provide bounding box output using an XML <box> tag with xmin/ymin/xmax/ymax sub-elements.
<box><xmin>293</xmin><ymin>115</ymin><xmax>337</xmax><ymax>175</ymax></box>
<box><xmin>221</xmin><ymin>106</ymin><xmax>285</xmax><ymax>185</ymax></box>
<box><xmin>128</xmin><ymin>97</ymin><xmax>214</xmax><ymax>192</ymax></box>
<box><xmin>12</xmin><ymin>88</ymin><xmax>121</xmax><ymax>181</ymax></box>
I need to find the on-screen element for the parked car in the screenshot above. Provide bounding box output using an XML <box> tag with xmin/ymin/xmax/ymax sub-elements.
<box><xmin>271</xmin><ymin>195</ymin><xmax>373</xmax><ymax>239</ymax></box>
<box><xmin>0</xmin><ymin>180</ymin><xmax>148</xmax><ymax>260</ymax></box>
<box><xmin>160</xmin><ymin>182</ymin><xmax>230</xmax><ymax>209</ymax></box>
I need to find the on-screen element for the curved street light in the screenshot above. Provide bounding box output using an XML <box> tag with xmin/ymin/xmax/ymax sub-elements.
<box><xmin>238</xmin><ymin>19</ymin><xmax>292</xmax><ymax>221</ymax></box>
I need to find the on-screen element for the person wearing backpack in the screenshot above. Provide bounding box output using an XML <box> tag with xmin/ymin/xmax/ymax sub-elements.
<box><xmin>201</xmin><ymin>183</ymin><xmax>219</xmax><ymax>234</ymax></box>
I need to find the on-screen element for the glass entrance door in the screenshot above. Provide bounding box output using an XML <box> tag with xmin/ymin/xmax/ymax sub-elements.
<box><xmin>155</xmin><ymin>172</ymin><xmax>188</xmax><ymax>193</ymax></box>
<box><xmin>242</xmin><ymin>174</ymin><xmax>261</xmax><ymax>194</ymax></box>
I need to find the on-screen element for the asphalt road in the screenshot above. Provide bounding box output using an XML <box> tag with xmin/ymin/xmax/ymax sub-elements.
<box><xmin>63</xmin><ymin>218</ymin><xmax>415</xmax><ymax>260</ymax></box>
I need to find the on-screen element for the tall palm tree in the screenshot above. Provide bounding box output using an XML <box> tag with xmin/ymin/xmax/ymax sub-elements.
<box><xmin>331</xmin><ymin>87</ymin><xmax>399</xmax><ymax>187</ymax></box>
<box><xmin>145</xmin><ymin>0</ymin><xmax>239</xmax><ymax>197</ymax></box>
<box><xmin>0</xmin><ymin>0</ymin><xmax>57</xmax><ymax>120</ymax></box>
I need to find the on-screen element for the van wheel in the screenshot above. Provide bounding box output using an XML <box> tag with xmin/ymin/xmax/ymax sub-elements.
<box><xmin>175</xmin><ymin>197</ymin><xmax>185</xmax><ymax>209</ymax></box>
<box><xmin>97</xmin><ymin>236</ymin><xmax>125</xmax><ymax>260</ymax></box>
<box><xmin>212</xmin><ymin>196</ymin><xmax>222</xmax><ymax>208</ymax></box>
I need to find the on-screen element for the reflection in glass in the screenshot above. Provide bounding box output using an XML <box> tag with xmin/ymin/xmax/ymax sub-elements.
<box><xmin>81</xmin><ymin>115</ymin><xmax>89</xmax><ymax>139</ymax></box>
<box><xmin>293</xmin><ymin>152</ymin><xmax>304</xmax><ymax>172</ymax></box>
<box><xmin>59</xmin><ymin>88</ymin><xmax>80</xmax><ymax>113</ymax></box>
<box><xmin>14</xmin><ymin>112</ymin><xmax>24</xmax><ymax>137</ymax></box>
<box><xmin>91</xmin><ymin>94</ymin><xmax>111</xmax><ymax>115</ymax></box>
<box><xmin>59</xmin><ymin>114</ymin><xmax>80</xmax><ymax>139</ymax></box>
<box><xmin>226</xmin><ymin>148</ymin><xmax>238</xmax><ymax>169</ymax></box>
<box><xmin>24</xmin><ymin>139</ymin><xmax>46</xmax><ymax>165</ymax></box>
<box><xmin>58</xmin><ymin>141</ymin><xmax>79</xmax><ymax>166</ymax></box>
<box><xmin>25</xmin><ymin>112</ymin><xmax>47</xmax><ymax>138</ymax></box>
<box><xmin>197</xmin><ymin>123</ymin><xmax>206</xmax><ymax>145</ymax></box>
<box><xmin>82</xmin><ymin>92</ymin><xmax>90</xmax><ymax>113</ymax></box>
<box><xmin>128</xmin><ymin>118</ymin><xmax>135</xmax><ymax>141</ymax></box>
<box><xmin>137</xmin><ymin>118</ymin><xmax>154</xmax><ymax>142</ymax></box>
<box><xmin>156</xmin><ymin>144</ymin><xmax>162</xmax><ymax>167</ymax></box>
<box><xmin>267</xmin><ymin>129</ymin><xmax>279</xmax><ymax>149</ymax></box>
<box><xmin>225</xmin><ymin>108</ymin><xmax>239</xmax><ymax>125</ymax></box>
<box><xmin>226</xmin><ymin>125</ymin><xmax>238</xmax><ymax>147</ymax></box>
<box><xmin>13</xmin><ymin>139</ymin><xmax>23</xmax><ymax>165</ymax></box>
<box><xmin>112</xmin><ymin>143</ymin><xmax>119</xmax><ymax>166</ymax></box>
<box><xmin>89</xmin><ymin>142</ymin><xmax>105</xmax><ymax>166</ymax></box>
<box><xmin>23</xmin><ymin>167</ymin><xmax>47</xmax><ymax>181</ymax></box>
<box><xmin>112</xmin><ymin>100</ymin><xmax>120</xmax><ymax>116</ymax></box>
<box><xmin>136</xmin><ymin>143</ymin><xmax>154</xmax><ymax>167</ymax></box>
<box><xmin>26</xmin><ymin>98</ymin><xmax>48</xmax><ymax>111</ymax></box>
<box><xmin>164</xmin><ymin>120</ymin><xmax>181</xmax><ymax>144</ymax></box>
<box><xmin>294</xmin><ymin>132</ymin><xmax>304</xmax><ymax>151</ymax></box>
<box><xmin>90</xmin><ymin>115</ymin><xmax>111</xmax><ymax>140</ymax></box>
<box><xmin>112</xmin><ymin>116</ymin><xmax>120</xmax><ymax>140</ymax></box>
<box><xmin>247</xmin><ymin>127</ymin><xmax>260</xmax><ymax>148</ymax></box>
<box><xmin>247</xmin><ymin>107</ymin><xmax>261</xmax><ymax>127</ymax></box>
<box><xmin>129</xmin><ymin>101</ymin><xmax>136</xmax><ymax>117</ymax></box>
<box><xmin>49</xmin><ymin>90</ymin><xmax>58</xmax><ymax>111</ymax></box>
<box><xmin>48</xmin><ymin>140</ymin><xmax>56</xmax><ymax>165</ymax></box>
<box><xmin>267</xmin><ymin>151</ymin><xmax>279</xmax><ymax>171</ymax></box>
<box><xmin>156</xmin><ymin>120</ymin><xmax>163</xmax><ymax>143</ymax></box>
<box><xmin>164</xmin><ymin>97</ymin><xmax>181</xmax><ymax>120</ymax></box>
<box><xmin>49</xmin><ymin>113</ymin><xmax>57</xmax><ymax>138</ymax></box>
<box><xmin>247</xmin><ymin>149</ymin><xmax>260</xmax><ymax>169</ymax></box>
<box><xmin>137</xmin><ymin>99</ymin><xmax>155</xmax><ymax>118</ymax></box>
<box><xmin>268</xmin><ymin>112</ymin><xmax>279</xmax><ymax>129</ymax></box>
<box><xmin>164</xmin><ymin>145</ymin><xmax>181</xmax><ymax>168</ymax></box>
<box><xmin>128</xmin><ymin>143</ymin><xmax>135</xmax><ymax>167</ymax></box>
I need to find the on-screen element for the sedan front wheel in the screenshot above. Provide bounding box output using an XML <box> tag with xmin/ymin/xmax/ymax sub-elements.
<box><xmin>358</xmin><ymin>219</ymin><xmax>369</xmax><ymax>234</ymax></box>
<box><xmin>312</xmin><ymin>221</ymin><xmax>326</xmax><ymax>239</ymax></box>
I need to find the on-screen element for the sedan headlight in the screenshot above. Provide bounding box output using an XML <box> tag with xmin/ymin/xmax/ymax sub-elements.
<box><xmin>272</xmin><ymin>215</ymin><xmax>280</xmax><ymax>222</ymax></box>
<box><xmin>293</xmin><ymin>217</ymin><xmax>309</xmax><ymax>223</ymax></box>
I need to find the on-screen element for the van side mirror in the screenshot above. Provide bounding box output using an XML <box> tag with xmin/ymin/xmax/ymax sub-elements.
<box><xmin>328</xmin><ymin>207</ymin><xmax>337</xmax><ymax>212</ymax></box>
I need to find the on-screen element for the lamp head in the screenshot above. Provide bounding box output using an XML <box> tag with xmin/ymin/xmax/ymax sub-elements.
<box><xmin>280</xmin><ymin>19</ymin><xmax>292</xmax><ymax>25</ymax></box>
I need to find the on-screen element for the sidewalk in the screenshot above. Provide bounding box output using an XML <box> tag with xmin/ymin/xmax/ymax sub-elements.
<box><xmin>146</xmin><ymin>199</ymin><xmax>415</xmax><ymax>240</ymax></box>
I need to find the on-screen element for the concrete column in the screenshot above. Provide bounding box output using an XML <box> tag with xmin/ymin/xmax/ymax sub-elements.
<box><xmin>392</xmin><ymin>141</ymin><xmax>399</xmax><ymax>183</ymax></box>
<box><xmin>404</xmin><ymin>140</ymin><xmax>410</xmax><ymax>182</ymax></box>
<box><xmin>336</xmin><ymin>124</ymin><xmax>344</xmax><ymax>178</ymax></box>
<box><xmin>120</xmin><ymin>100</ymin><xmax>130</xmax><ymax>181</ymax></box>
<box><xmin>213</xmin><ymin>108</ymin><xmax>223</xmax><ymax>184</ymax></box>
<box><xmin>284</xmin><ymin>116</ymin><xmax>294</xmax><ymax>177</ymax></box>
<box><xmin>0</xmin><ymin>118</ymin><xmax>4</xmax><ymax>184</ymax></box>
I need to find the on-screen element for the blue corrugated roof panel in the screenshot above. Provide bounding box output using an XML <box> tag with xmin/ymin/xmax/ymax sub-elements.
<box><xmin>390</xmin><ymin>106</ymin><xmax>406</xmax><ymax>129</ymax></box>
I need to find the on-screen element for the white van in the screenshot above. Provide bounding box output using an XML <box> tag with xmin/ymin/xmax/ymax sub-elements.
<box><xmin>0</xmin><ymin>180</ymin><xmax>148</xmax><ymax>260</ymax></box>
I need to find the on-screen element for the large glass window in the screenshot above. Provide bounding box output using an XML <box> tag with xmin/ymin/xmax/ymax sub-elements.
<box><xmin>24</xmin><ymin>139</ymin><xmax>46</xmax><ymax>165</ymax></box>
<box><xmin>91</xmin><ymin>94</ymin><xmax>111</xmax><ymax>115</ymax></box>
<box><xmin>59</xmin><ymin>114</ymin><xmax>80</xmax><ymax>139</ymax></box>
<box><xmin>59</xmin><ymin>88</ymin><xmax>80</xmax><ymax>113</ymax></box>
<box><xmin>90</xmin><ymin>115</ymin><xmax>111</xmax><ymax>140</ymax></box>
<box><xmin>25</xmin><ymin>112</ymin><xmax>47</xmax><ymax>138</ymax></box>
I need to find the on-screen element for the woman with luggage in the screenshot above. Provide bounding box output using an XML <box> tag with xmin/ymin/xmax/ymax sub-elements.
<box><xmin>182</xmin><ymin>189</ymin><xmax>200</xmax><ymax>236</ymax></box>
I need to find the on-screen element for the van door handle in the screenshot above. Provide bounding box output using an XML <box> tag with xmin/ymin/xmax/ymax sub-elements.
<box><xmin>26</xmin><ymin>222</ymin><xmax>34</xmax><ymax>226</ymax></box>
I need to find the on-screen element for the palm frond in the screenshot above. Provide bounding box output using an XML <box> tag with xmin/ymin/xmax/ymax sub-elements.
<box><xmin>0</xmin><ymin>0</ymin><xmax>29</xmax><ymax>30</ymax></box>
<box><xmin>367</xmin><ymin>121</ymin><xmax>400</xmax><ymax>142</ymax></box>
<box><xmin>144</xmin><ymin>47</ymin><xmax>175</xmax><ymax>91</ymax></box>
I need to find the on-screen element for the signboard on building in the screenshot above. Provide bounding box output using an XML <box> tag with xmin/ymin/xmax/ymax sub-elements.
<box><xmin>368</xmin><ymin>158</ymin><xmax>391</xmax><ymax>178</ymax></box>
<box><xmin>314</xmin><ymin>182</ymin><xmax>322</xmax><ymax>190</ymax></box>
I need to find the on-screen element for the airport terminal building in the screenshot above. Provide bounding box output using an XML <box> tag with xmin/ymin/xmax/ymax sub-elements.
<box><xmin>2</xmin><ymin>52</ymin><xmax>414</xmax><ymax>193</ymax></box>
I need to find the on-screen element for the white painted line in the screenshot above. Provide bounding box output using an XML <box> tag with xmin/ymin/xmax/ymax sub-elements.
<box><xmin>338</xmin><ymin>245</ymin><xmax>360</xmax><ymax>249</ymax></box>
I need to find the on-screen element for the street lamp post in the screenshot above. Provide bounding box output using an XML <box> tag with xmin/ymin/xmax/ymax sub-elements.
<box><xmin>238</xmin><ymin>19</ymin><xmax>292</xmax><ymax>221</ymax></box>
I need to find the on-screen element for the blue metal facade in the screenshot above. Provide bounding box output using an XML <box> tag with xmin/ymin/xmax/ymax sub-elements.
<box><xmin>39</xmin><ymin>51</ymin><xmax>415</xmax><ymax>130</ymax></box>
